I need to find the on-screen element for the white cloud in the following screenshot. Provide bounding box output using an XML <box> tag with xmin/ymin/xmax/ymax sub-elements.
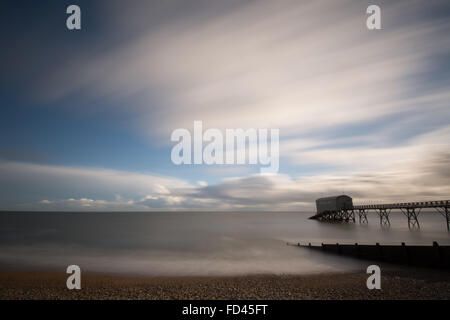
<box><xmin>197</xmin><ymin>181</ymin><xmax>208</xmax><ymax>187</ymax></box>
<box><xmin>33</xmin><ymin>197</ymin><xmax>148</xmax><ymax>211</ymax></box>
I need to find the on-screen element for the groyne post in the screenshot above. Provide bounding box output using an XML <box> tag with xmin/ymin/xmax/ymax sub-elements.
<box><xmin>402</xmin><ymin>242</ymin><xmax>410</xmax><ymax>265</ymax></box>
<box><xmin>355</xmin><ymin>242</ymin><xmax>360</xmax><ymax>258</ymax></box>
<box><xmin>433</xmin><ymin>241</ymin><xmax>444</xmax><ymax>265</ymax></box>
<box><xmin>376</xmin><ymin>242</ymin><xmax>384</xmax><ymax>261</ymax></box>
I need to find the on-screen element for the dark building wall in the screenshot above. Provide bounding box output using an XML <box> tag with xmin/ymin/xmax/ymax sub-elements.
<box><xmin>316</xmin><ymin>195</ymin><xmax>353</xmax><ymax>214</ymax></box>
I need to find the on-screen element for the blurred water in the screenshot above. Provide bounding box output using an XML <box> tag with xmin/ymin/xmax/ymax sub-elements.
<box><xmin>0</xmin><ymin>211</ymin><xmax>448</xmax><ymax>276</ymax></box>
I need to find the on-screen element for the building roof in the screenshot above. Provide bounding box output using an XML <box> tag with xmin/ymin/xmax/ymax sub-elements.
<box><xmin>316</xmin><ymin>195</ymin><xmax>352</xmax><ymax>202</ymax></box>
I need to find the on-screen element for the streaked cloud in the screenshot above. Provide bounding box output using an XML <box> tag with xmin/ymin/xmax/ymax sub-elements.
<box><xmin>1</xmin><ymin>0</ymin><xmax>449</xmax><ymax>210</ymax></box>
<box><xmin>0</xmin><ymin>160</ymin><xmax>191</xmax><ymax>210</ymax></box>
<box><xmin>31</xmin><ymin>0</ymin><xmax>450</xmax><ymax>141</ymax></box>
<box><xmin>2</xmin><ymin>146</ymin><xmax>449</xmax><ymax>211</ymax></box>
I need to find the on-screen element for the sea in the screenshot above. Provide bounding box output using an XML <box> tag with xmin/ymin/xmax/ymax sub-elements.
<box><xmin>0</xmin><ymin>211</ymin><xmax>449</xmax><ymax>276</ymax></box>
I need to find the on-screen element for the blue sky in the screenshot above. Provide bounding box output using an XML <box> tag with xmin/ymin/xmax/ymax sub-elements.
<box><xmin>0</xmin><ymin>0</ymin><xmax>449</xmax><ymax>211</ymax></box>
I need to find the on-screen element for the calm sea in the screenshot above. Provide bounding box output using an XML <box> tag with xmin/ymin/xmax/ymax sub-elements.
<box><xmin>0</xmin><ymin>211</ymin><xmax>449</xmax><ymax>276</ymax></box>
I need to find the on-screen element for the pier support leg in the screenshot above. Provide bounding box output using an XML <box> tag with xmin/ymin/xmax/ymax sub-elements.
<box><xmin>335</xmin><ymin>210</ymin><xmax>343</xmax><ymax>221</ymax></box>
<box><xmin>433</xmin><ymin>206</ymin><xmax>449</xmax><ymax>231</ymax></box>
<box><xmin>406</xmin><ymin>208</ymin><xmax>420</xmax><ymax>229</ymax></box>
<box><xmin>378</xmin><ymin>209</ymin><xmax>390</xmax><ymax>227</ymax></box>
<box><xmin>323</xmin><ymin>211</ymin><xmax>341</xmax><ymax>222</ymax></box>
<box><xmin>358</xmin><ymin>209</ymin><xmax>368</xmax><ymax>224</ymax></box>
<box><xmin>342</xmin><ymin>209</ymin><xmax>354</xmax><ymax>222</ymax></box>
<box><xmin>332</xmin><ymin>211</ymin><xmax>338</xmax><ymax>221</ymax></box>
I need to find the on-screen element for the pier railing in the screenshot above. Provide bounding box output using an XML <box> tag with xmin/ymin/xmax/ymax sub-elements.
<box><xmin>354</xmin><ymin>200</ymin><xmax>450</xmax><ymax>210</ymax></box>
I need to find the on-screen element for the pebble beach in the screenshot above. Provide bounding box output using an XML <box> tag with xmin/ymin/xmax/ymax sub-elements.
<box><xmin>1</xmin><ymin>268</ymin><xmax>450</xmax><ymax>300</ymax></box>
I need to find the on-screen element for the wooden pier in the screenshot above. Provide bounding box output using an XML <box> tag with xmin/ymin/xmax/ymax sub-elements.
<box><xmin>309</xmin><ymin>200</ymin><xmax>450</xmax><ymax>230</ymax></box>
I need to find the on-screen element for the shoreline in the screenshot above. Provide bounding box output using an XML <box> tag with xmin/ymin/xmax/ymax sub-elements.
<box><xmin>1</xmin><ymin>268</ymin><xmax>450</xmax><ymax>300</ymax></box>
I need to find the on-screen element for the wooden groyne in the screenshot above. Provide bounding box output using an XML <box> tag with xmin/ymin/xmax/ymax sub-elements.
<box><xmin>290</xmin><ymin>241</ymin><xmax>450</xmax><ymax>269</ymax></box>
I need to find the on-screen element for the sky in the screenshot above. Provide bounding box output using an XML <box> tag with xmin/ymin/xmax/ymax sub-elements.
<box><xmin>0</xmin><ymin>0</ymin><xmax>449</xmax><ymax>211</ymax></box>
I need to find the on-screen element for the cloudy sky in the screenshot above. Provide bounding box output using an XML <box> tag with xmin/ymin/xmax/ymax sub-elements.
<box><xmin>0</xmin><ymin>0</ymin><xmax>449</xmax><ymax>211</ymax></box>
